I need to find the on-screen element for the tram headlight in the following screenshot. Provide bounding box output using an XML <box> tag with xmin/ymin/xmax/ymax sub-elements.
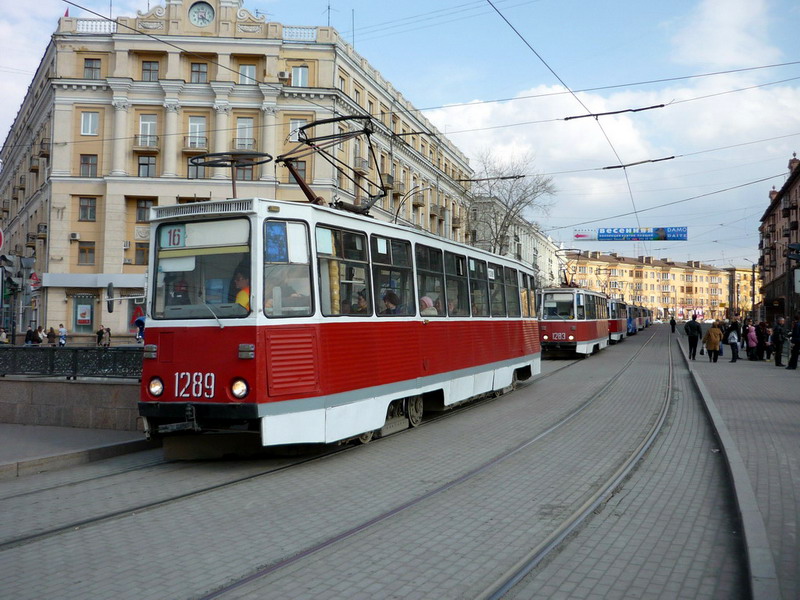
<box><xmin>568</xmin><ymin>335</ymin><xmax>575</xmax><ymax>341</ymax></box>
<box><xmin>542</xmin><ymin>334</ymin><xmax>549</xmax><ymax>341</ymax></box>
<box><xmin>148</xmin><ymin>377</ymin><xmax>164</xmax><ymax>397</ymax></box>
<box><xmin>231</xmin><ymin>378</ymin><xmax>249</xmax><ymax>399</ymax></box>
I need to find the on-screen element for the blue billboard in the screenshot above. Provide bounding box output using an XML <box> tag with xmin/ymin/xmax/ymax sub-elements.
<box><xmin>596</xmin><ymin>227</ymin><xmax>687</xmax><ymax>241</ymax></box>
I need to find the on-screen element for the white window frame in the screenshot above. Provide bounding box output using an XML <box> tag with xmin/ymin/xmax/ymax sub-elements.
<box><xmin>291</xmin><ymin>65</ymin><xmax>308</xmax><ymax>87</ymax></box>
<box><xmin>81</xmin><ymin>111</ymin><xmax>99</xmax><ymax>136</ymax></box>
<box><xmin>239</xmin><ymin>64</ymin><xmax>256</xmax><ymax>85</ymax></box>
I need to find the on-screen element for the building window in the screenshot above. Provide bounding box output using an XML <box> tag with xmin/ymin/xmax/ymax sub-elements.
<box><xmin>135</xmin><ymin>242</ymin><xmax>149</xmax><ymax>265</ymax></box>
<box><xmin>79</xmin><ymin>197</ymin><xmax>96</xmax><ymax>221</ymax></box>
<box><xmin>290</xmin><ymin>160</ymin><xmax>307</xmax><ymax>182</ymax></box>
<box><xmin>188</xmin><ymin>115</ymin><xmax>207</xmax><ymax>148</ymax></box>
<box><xmin>187</xmin><ymin>158</ymin><xmax>205</xmax><ymax>179</ymax></box>
<box><xmin>235</xmin><ymin>164</ymin><xmax>254</xmax><ymax>181</ymax></box>
<box><xmin>138</xmin><ymin>114</ymin><xmax>158</xmax><ymax>146</ymax></box>
<box><xmin>80</xmin><ymin>154</ymin><xmax>98</xmax><ymax>177</ymax></box>
<box><xmin>289</xmin><ymin>118</ymin><xmax>307</xmax><ymax>142</ymax></box>
<box><xmin>291</xmin><ymin>65</ymin><xmax>308</xmax><ymax>87</ymax></box>
<box><xmin>81</xmin><ymin>111</ymin><xmax>99</xmax><ymax>136</ymax></box>
<box><xmin>84</xmin><ymin>58</ymin><xmax>101</xmax><ymax>79</ymax></box>
<box><xmin>138</xmin><ymin>156</ymin><xmax>157</xmax><ymax>177</ymax></box>
<box><xmin>136</xmin><ymin>199</ymin><xmax>154</xmax><ymax>222</ymax></box>
<box><xmin>190</xmin><ymin>62</ymin><xmax>208</xmax><ymax>83</ymax></box>
<box><xmin>142</xmin><ymin>61</ymin><xmax>159</xmax><ymax>81</ymax></box>
<box><xmin>234</xmin><ymin>117</ymin><xmax>255</xmax><ymax>149</ymax></box>
<box><xmin>78</xmin><ymin>242</ymin><xmax>95</xmax><ymax>265</ymax></box>
<box><xmin>239</xmin><ymin>64</ymin><xmax>256</xmax><ymax>84</ymax></box>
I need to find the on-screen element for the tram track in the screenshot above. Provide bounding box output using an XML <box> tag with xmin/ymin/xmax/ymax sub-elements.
<box><xmin>193</xmin><ymin>328</ymin><xmax>665</xmax><ymax>599</ymax></box>
<box><xmin>0</xmin><ymin>361</ymin><xmax>572</xmax><ymax>552</ymax></box>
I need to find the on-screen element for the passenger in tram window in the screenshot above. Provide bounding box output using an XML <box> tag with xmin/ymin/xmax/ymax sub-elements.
<box><xmin>353</xmin><ymin>289</ymin><xmax>369</xmax><ymax>314</ymax></box>
<box><xmin>265</xmin><ymin>265</ymin><xmax>310</xmax><ymax>314</ymax></box>
<box><xmin>419</xmin><ymin>296</ymin><xmax>438</xmax><ymax>316</ymax></box>
<box><xmin>381</xmin><ymin>291</ymin><xmax>401</xmax><ymax>314</ymax></box>
<box><xmin>233</xmin><ymin>270</ymin><xmax>251</xmax><ymax>311</ymax></box>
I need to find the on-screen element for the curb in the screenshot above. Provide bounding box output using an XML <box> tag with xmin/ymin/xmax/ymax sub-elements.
<box><xmin>0</xmin><ymin>439</ymin><xmax>159</xmax><ymax>480</ymax></box>
<box><xmin>680</xmin><ymin>339</ymin><xmax>782</xmax><ymax>600</ymax></box>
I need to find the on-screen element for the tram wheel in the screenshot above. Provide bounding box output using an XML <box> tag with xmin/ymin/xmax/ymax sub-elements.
<box><xmin>357</xmin><ymin>430</ymin><xmax>374</xmax><ymax>444</ymax></box>
<box><xmin>407</xmin><ymin>396</ymin><xmax>424</xmax><ymax>428</ymax></box>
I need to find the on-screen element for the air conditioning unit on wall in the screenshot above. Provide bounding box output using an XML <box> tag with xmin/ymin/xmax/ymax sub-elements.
<box><xmin>277</xmin><ymin>71</ymin><xmax>290</xmax><ymax>80</ymax></box>
<box><xmin>123</xmin><ymin>240</ymin><xmax>131</xmax><ymax>249</ymax></box>
<box><xmin>69</xmin><ymin>232</ymin><xmax>80</xmax><ymax>241</ymax></box>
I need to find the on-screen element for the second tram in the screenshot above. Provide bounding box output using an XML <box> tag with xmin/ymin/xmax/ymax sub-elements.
<box><xmin>538</xmin><ymin>288</ymin><xmax>609</xmax><ymax>356</ymax></box>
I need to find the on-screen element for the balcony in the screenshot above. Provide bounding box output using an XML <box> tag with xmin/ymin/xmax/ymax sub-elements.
<box><xmin>37</xmin><ymin>223</ymin><xmax>47</xmax><ymax>239</ymax></box>
<box><xmin>18</xmin><ymin>175</ymin><xmax>26</xmax><ymax>190</ymax></box>
<box><xmin>182</xmin><ymin>136</ymin><xmax>208</xmax><ymax>153</ymax></box>
<box><xmin>11</xmin><ymin>187</ymin><xmax>20</xmax><ymax>200</ymax></box>
<box><xmin>353</xmin><ymin>157</ymin><xmax>370</xmax><ymax>175</ymax></box>
<box><xmin>2</xmin><ymin>200</ymin><xmax>9</xmax><ymax>215</ymax></box>
<box><xmin>29</xmin><ymin>157</ymin><xmax>40</xmax><ymax>172</ymax></box>
<box><xmin>791</xmin><ymin>221</ymin><xmax>799</xmax><ymax>231</ymax></box>
<box><xmin>783</xmin><ymin>227</ymin><xmax>791</xmax><ymax>238</ymax></box>
<box><xmin>25</xmin><ymin>232</ymin><xmax>36</xmax><ymax>248</ymax></box>
<box><xmin>231</xmin><ymin>138</ymin><xmax>257</xmax><ymax>151</ymax></box>
<box><xmin>380</xmin><ymin>173</ymin><xmax>394</xmax><ymax>189</ymax></box>
<box><xmin>452</xmin><ymin>217</ymin><xmax>462</xmax><ymax>229</ymax></box>
<box><xmin>411</xmin><ymin>194</ymin><xmax>425</xmax><ymax>208</ymax></box>
<box><xmin>133</xmin><ymin>135</ymin><xmax>160</xmax><ymax>152</ymax></box>
<box><xmin>783</xmin><ymin>207</ymin><xmax>791</xmax><ymax>218</ymax></box>
<box><xmin>429</xmin><ymin>205</ymin><xmax>445</xmax><ymax>219</ymax></box>
<box><xmin>392</xmin><ymin>181</ymin><xmax>406</xmax><ymax>196</ymax></box>
<box><xmin>38</xmin><ymin>138</ymin><xmax>51</xmax><ymax>157</ymax></box>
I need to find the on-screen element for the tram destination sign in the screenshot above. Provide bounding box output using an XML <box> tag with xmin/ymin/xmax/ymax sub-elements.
<box><xmin>573</xmin><ymin>227</ymin><xmax>688</xmax><ymax>241</ymax></box>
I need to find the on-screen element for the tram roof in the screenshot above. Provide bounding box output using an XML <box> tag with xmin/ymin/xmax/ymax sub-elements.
<box><xmin>150</xmin><ymin>197</ymin><xmax>535</xmax><ymax>272</ymax></box>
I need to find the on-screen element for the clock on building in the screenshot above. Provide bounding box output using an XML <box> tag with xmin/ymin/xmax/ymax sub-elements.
<box><xmin>188</xmin><ymin>1</ymin><xmax>215</xmax><ymax>27</ymax></box>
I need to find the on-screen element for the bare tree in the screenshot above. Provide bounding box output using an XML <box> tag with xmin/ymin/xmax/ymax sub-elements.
<box><xmin>467</xmin><ymin>150</ymin><xmax>555</xmax><ymax>255</ymax></box>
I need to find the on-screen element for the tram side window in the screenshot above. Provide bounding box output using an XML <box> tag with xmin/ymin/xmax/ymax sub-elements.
<box><xmin>521</xmin><ymin>274</ymin><xmax>531</xmax><ymax>318</ymax></box>
<box><xmin>316</xmin><ymin>226</ymin><xmax>370</xmax><ymax>316</ymax></box>
<box><xmin>576</xmin><ymin>294</ymin><xmax>586</xmax><ymax>319</ymax></box>
<box><xmin>416</xmin><ymin>244</ymin><xmax>445</xmax><ymax>316</ymax></box>
<box><xmin>444</xmin><ymin>252</ymin><xmax>470</xmax><ymax>316</ymax></box>
<box><xmin>505</xmin><ymin>268</ymin><xmax>521</xmax><ymax>317</ymax></box>
<box><xmin>371</xmin><ymin>235</ymin><xmax>414</xmax><ymax>316</ymax></box>
<box><xmin>469</xmin><ymin>258</ymin><xmax>489</xmax><ymax>316</ymax></box>
<box><xmin>263</xmin><ymin>221</ymin><xmax>312</xmax><ymax>317</ymax></box>
<box><xmin>489</xmin><ymin>263</ymin><xmax>506</xmax><ymax>317</ymax></box>
<box><xmin>585</xmin><ymin>295</ymin><xmax>597</xmax><ymax>320</ymax></box>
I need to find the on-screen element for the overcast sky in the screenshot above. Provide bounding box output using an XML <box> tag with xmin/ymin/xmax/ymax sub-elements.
<box><xmin>2</xmin><ymin>0</ymin><xmax>799</xmax><ymax>267</ymax></box>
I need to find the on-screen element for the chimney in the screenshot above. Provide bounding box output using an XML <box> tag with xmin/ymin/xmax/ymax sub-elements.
<box><xmin>789</xmin><ymin>152</ymin><xmax>799</xmax><ymax>173</ymax></box>
<box><xmin>608</xmin><ymin>252</ymin><xmax>618</xmax><ymax>258</ymax></box>
<box><xmin>769</xmin><ymin>186</ymin><xmax>779</xmax><ymax>201</ymax></box>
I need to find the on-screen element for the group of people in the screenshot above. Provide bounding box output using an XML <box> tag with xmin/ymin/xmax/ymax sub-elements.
<box><xmin>21</xmin><ymin>324</ymin><xmax>68</xmax><ymax>347</ymax></box>
<box><xmin>680</xmin><ymin>313</ymin><xmax>800</xmax><ymax>369</ymax></box>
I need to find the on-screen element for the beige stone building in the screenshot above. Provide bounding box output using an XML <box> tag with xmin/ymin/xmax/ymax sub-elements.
<box><xmin>0</xmin><ymin>0</ymin><xmax>473</xmax><ymax>341</ymax></box>
<box><xmin>565</xmin><ymin>251</ymin><xmax>736</xmax><ymax>321</ymax></box>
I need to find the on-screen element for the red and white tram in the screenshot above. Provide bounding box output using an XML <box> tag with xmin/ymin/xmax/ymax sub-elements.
<box><xmin>538</xmin><ymin>288</ymin><xmax>609</xmax><ymax>356</ymax></box>
<box><xmin>607</xmin><ymin>298</ymin><xmax>627</xmax><ymax>344</ymax></box>
<box><xmin>138</xmin><ymin>198</ymin><xmax>541</xmax><ymax>447</ymax></box>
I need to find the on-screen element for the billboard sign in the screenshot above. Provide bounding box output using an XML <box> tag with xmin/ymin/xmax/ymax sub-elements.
<box><xmin>573</xmin><ymin>227</ymin><xmax>687</xmax><ymax>241</ymax></box>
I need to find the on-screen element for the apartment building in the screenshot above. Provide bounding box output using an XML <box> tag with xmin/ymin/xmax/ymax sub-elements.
<box><xmin>0</xmin><ymin>0</ymin><xmax>473</xmax><ymax>340</ymax></box>
<box><xmin>566</xmin><ymin>251</ymin><xmax>732</xmax><ymax>321</ymax></box>
<box><xmin>759</xmin><ymin>154</ymin><xmax>800</xmax><ymax>322</ymax></box>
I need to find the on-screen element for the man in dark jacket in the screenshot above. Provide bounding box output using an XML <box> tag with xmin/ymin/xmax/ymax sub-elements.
<box><xmin>684</xmin><ymin>314</ymin><xmax>703</xmax><ymax>360</ymax></box>
<box><xmin>786</xmin><ymin>314</ymin><xmax>800</xmax><ymax>370</ymax></box>
<box><xmin>771</xmin><ymin>316</ymin><xmax>787</xmax><ymax>367</ymax></box>
<box><xmin>670</xmin><ymin>317</ymin><xmax>676</xmax><ymax>333</ymax></box>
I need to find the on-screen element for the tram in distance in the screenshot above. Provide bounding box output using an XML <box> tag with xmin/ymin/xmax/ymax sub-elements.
<box><xmin>607</xmin><ymin>298</ymin><xmax>627</xmax><ymax>344</ymax></box>
<box><xmin>537</xmin><ymin>287</ymin><xmax>610</xmax><ymax>356</ymax></box>
<box><xmin>138</xmin><ymin>198</ymin><xmax>542</xmax><ymax>447</ymax></box>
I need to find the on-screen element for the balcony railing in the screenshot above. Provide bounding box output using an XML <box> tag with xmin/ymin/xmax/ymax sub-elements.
<box><xmin>183</xmin><ymin>136</ymin><xmax>208</xmax><ymax>151</ymax></box>
<box><xmin>134</xmin><ymin>135</ymin><xmax>159</xmax><ymax>149</ymax></box>
<box><xmin>38</xmin><ymin>138</ymin><xmax>51</xmax><ymax>157</ymax></box>
<box><xmin>232</xmin><ymin>138</ymin><xmax>257</xmax><ymax>150</ymax></box>
<box><xmin>0</xmin><ymin>346</ymin><xmax>141</xmax><ymax>379</ymax></box>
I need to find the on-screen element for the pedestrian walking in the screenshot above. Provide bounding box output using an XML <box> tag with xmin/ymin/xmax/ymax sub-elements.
<box><xmin>755</xmin><ymin>322</ymin><xmax>769</xmax><ymax>360</ymax></box>
<box><xmin>46</xmin><ymin>327</ymin><xmax>57</xmax><ymax>346</ymax></box>
<box><xmin>24</xmin><ymin>326</ymin><xmax>35</xmax><ymax>346</ymax></box>
<box><xmin>746</xmin><ymin>321</ymin><xmax>758</xmax><ymax>360</ymax></box>
<box><xmin>786</xmin><ymin>314</ymin><xmax>800</xmax><ymax>370</ymax></box>
<box><xmin>96</xmin><ymin>325</ymin><xmax>105</xmax><ymax>347</ymax></box>
<box><xmin>670</xmin><ymin>316</ymin><xmax>676</xmax><ymax>333</ymax></box>
<box><xmin>58</xmin><ymin>324</ymin><xmax>67</xmax><ymax>347</ymax></box>
<box><xmin>102</xmin><ymin>327</ymin><xmax>111</xmax><ymax>348</ymax></box>
<box><xmin>772</xmin><ymin>316</ymin><xmax>787</xmax><ymax>367</ymax></box>
<box><xmin>35</xmin><ymin>325</ymin><xmax>45</xmax><ymax>345</ymax></box>
<box><xmin>702</xmin><ymin>322</ymin><xmax>723</xmax><ymax>363</ymax></box>
<box><xmin>0</xmin><ymin>328</ymin><xmax>7</xmax><ymax>344</ymax></box>
<box><xmin>684</xmin><ymin>314</ymin><xmax>702</xmax><ymax>360</ymax></box>
<box><xmin>724</xmin><ymin>319</ymin><xmax>741</xmax><ymax>362</ymax></box>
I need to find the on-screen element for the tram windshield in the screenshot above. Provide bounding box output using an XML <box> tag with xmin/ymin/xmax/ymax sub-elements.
<box><xmin>541</xmin><ymin>292</ymin><xmax>575</xmax><ymax>320</ymax></box>
<box><xmin>152</xmin><ymin>218</ymin><xmax>252</xmax><ymax>319</ymax></box>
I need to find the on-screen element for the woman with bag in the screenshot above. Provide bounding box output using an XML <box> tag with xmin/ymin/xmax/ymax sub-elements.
<box><xmin>702</xmin><ymin>322</ymin><xmax>723</xmax><ymax>363</ymax></box>
<box><xmin>724</xmin><ymin>319</ymin><xmax>741</xmax><ymax>362</ymax></box>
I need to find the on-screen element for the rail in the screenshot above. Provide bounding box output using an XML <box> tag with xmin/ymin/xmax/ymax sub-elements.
<box><xmin>0</xmin><ymin>346</ymin><xmax>143</xmax><ymax>379</ymax></box>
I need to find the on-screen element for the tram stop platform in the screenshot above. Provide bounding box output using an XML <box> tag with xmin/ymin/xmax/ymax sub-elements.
<box><xmin>0</xmin><ymin>423</ymin><xmax>155</xmax><ymax>480</ymax></box>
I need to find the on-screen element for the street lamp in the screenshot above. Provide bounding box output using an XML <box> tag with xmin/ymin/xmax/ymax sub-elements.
<box><xmin>743</xmin><ymin>258</ymin><xmax>757</xmax><ymax>321</ymax></box>
<box><xmin>393</xmin><ymin>185</ymin><xmax>432</xmax><ymax>224</ymax></box>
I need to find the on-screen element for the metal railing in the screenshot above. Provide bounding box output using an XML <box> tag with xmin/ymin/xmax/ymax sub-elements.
<box><xmin>0</xmin><ymin>346</ymin><xmax>143</xmax><ymax>379</ymax></box>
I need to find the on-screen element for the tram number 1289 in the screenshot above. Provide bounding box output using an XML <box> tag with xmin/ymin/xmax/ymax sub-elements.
<box><xmin>175</xmin><ymin>372</ymin><xmax>216</xmax><ymax>398</ymax></box>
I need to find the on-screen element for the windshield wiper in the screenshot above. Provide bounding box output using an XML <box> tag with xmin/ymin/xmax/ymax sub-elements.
<box><xmin>202</xmin><ymin>301</ymin><xmax>225</xmax><ymax>329</ymax></box>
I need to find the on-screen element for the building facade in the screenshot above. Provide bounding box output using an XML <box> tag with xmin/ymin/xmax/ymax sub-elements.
<box><xmin>0</xmin><ymin>0</ymin><xmax>473</xmax><ymax>341</ymax></box>
<box><xmin>566</xmin><ymin>251</ymin><xmax>735</xmax><ymax>321</ymax></box>
<box><xmin>759</xmin><ymin>154</ymin><xmax>800</xmax><ymax>322</ymax></box>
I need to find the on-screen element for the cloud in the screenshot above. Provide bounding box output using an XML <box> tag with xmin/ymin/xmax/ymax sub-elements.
<box><xmin>670</xmin><ymin>0</ymin><xmax>783</xmax><ymax>67</ymax></box>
